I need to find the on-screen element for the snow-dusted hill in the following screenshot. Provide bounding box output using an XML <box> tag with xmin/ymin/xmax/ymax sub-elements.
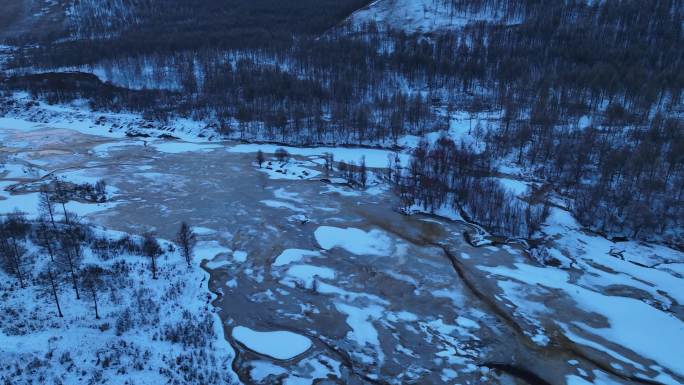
<box><xmin>349</xmin><ymin>0</ymin><xmax>519</xmax><ymax>33</ymax></box>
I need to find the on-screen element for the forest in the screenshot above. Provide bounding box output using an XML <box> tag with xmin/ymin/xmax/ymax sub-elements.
<box><xmin>1</xmin><ymin>0</ymin><xmax>682</xmax><ymax>244</ymax></box>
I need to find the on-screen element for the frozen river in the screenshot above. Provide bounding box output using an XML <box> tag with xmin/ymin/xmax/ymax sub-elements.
<box><xmin>2</xmin><ymin>119</ymin><xmax>683</xmax><ymax>385</ymax></box>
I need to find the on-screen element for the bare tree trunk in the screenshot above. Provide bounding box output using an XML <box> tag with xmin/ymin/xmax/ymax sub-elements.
<box><xmin>64</xmin><ymin>250</ymin><xmax>80</xmax><ymax>299</ymax></box>
<box><xmin>91</xmin><ymin>288</ymin><xmax>99</xmax><ymax>319</ymax></box>
<box><xmin>9</xmin><ymin>238</ymin><xmax>25</xmax><ymax>288</ymax></box>
<box><xmin>45</xmin><ymin>239</ymin><xmax>55</xmax><ymax>263</ymax></box>
<box><xmin>48</xmin><ymin>268</ymin><xmax>64</xmax><ymax>318</ymax></box>
<box><xmin>61</xmin><ymin>202</ymin><xmax>69</xmax><ymax>225</ymax></box>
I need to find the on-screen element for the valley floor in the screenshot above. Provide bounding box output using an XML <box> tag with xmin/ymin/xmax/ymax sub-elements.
<box><xmin>1</xmin><ymin>99</ymin><xmax>683</xmax><ymax>385</ymax></box>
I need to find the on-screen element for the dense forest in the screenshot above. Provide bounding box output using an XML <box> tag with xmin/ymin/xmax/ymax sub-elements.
<box><xmin>1</xmin><ymin>0</ymin><xmax>682</xmax><ymax>244</ymax></box>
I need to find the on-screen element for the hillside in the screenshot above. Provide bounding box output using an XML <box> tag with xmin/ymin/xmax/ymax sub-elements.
<box><xmin>350</xmin><ymin>0</ymin><xmax>518</xmax><ymax>32</ymax></box>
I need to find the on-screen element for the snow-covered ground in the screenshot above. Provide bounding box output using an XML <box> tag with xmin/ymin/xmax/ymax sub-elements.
<box><xmin>0</xmin><ymin>224</ymin><xmax>240</xmax><ymax>384</ymax></box>
<box><xmin>476</xmin><ymin>207</ymin><xmax>684</xmax><ymax>384</ymax></box>
<box><xmin>350</xmin><ymin>0</ymin><xmax>521</xmax><ymax>33</ymax></box>
<box><xmin>228</xmin><ymin>143</ymin><xmax>409</xmax><ymax>168</ymax></box>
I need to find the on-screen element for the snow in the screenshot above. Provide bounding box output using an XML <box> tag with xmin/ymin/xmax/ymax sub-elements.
<box><xmin>273</xmin><ymin>249</ymin><xmax>322</xmax><ymax>267</ymax></box>
<box><xmin>228</xmin><ymin>143</ymin><xmax>409</xmax><ymax>168</ymax></box>
<box><xmin>350</xmin><ymin>0</ymin><xmax>520</xmax><ymax>33</ymax></box>
<box><xmin>192</xmin><ymin>226</ymin><xmax>217</xmax><ymax>235</ymax></box>
<box><xmin>260</xmin><ymin>199</ymin><xmax>306</xmax><ymax>212</ymax></box>
<box><xmin>284</xmin><ymin>265</ymin><xmax>336</xmax><ymax>289</ymax></box>
<box><xmin>196</xmin><ymin>240</ymin><xmax>231</xmax><ymax>259</ymax></box>
<box><xmin>542</xmin><ymin>208</ymin><xmax>684</xmax><ymax>305</ymax></box>
<box><xmin>0</xmin><ymin>94</ymin><xmax>213</xmax><ymax>142</ymax></box>
<box><xmin>408</xmin><ymin>202</ymin><xmax>464</xmax><ymax>222</ymax></box>
<box><xmin>497</xmin><ymin>177</ymin><xmax>529</xmax><ymax>197</ymax></box>
<box><xmin>91</xmin><ymin>140</ymin><xmax>145</xmax><ymax>156</ymax></box>
<box><xmin>151</xmin><ymin>141</ymin><xmax>222</xmax><ymax>154</ymax></box>
<box><xmin>198</xmin><ymin>241</ymin><xmax>232</xmax><ymax>269</ymax></box>
<box><xmin>0</xmin><ymin>185</ymin><xmax>118</xmax><ymax>219</ymax></box>
<box><xmin>0</xmin><ymin>163</ymin><xmax>40</xmax><ymax>179</ymax></box>
<box><xmin>0</xmin><ymin>117</ymin><xmax>38</xmax><ymax>132</ymax></box>
<box><xmin>314</xmin><ymin>226</ymin><xmax>392</xmax><ymax>256</ymax></box>
<box><xmin>256</xmin><ymin>160</ymin><xmax>321</xmax><ymax>180</ymax></box>
<box><xmin>273</xmin><ymin>187</ymin><xmax>304</xmax><ymax>202</ymax></box>
<box><xmin>232</xmin><ymin>326</ymin><xmax>312</xmax><ymax>360</ymax></box>
<box><xmin>0</xmin><ymin>225</ymin><xmax>240</xmax><ymax>384</ymax></box>
<box><xmin>250</xmin><ymin>361</ymin><xmax>287</xmax><ymax>382</ymax></box>
<box><xmin>233</xmin><ymin>250</ymin><xmax>248</xmax><ymax>263</ymax></box>
<box><xmin>334</xmin><ymin>303</ymin><xmax>385</xmax><ymax>363</ymax></box>
<box><xmin>479</xmin><ymin>262</ymin><xmax>684</xmax><ymax>379</ymax></box>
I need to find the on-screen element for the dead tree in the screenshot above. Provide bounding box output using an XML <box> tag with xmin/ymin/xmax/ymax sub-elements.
<box><xmin>53</xmin><ymin>180</ymin><xmax>71</xmax><ymax>225</ymax></box>
<box><xmin>81</xmin><ymin>265</ymin><xmax>105</xmax><ymax>319</ymax></box>
<box><xmin>57</xmin><ymin>232</ymin><xmax>83</xmax><ymax>299</ymax></box>
<box><xmin>0</xmin><ymin>212</ymin><xmax>30</xmax><ymax>288</ymax></box>
<box><xmin>34</xmin><ymin>219</ymin><xmax>56</xmax><ymax>262</ymax></box>
<box><xmin>175</xmin><ymin>222</ymin><xmax>197</xmax><ymax>267</ymax></box>
<box><xmin>142</xmin><ymin>233</ymin><xmax>163</xmax><ymax>279</ymax></box>
<box><xmin>256</xmin><ymin>150</ymin><xmax>265</xmax><ymax>168</ymax></box>
<box><xmin>359</xmin><ymin>156</ymin><xmax>367</xmax><ymax>188</ymax></box>
<box><xmin>37</xmin><ymin>264</ymin><xmax>64</xmax><ymax>318</ymax></box>
<box><xmin>39</xmin><ymin>184</ymin><xmax>57</xmax><ymax>229</ymax></box>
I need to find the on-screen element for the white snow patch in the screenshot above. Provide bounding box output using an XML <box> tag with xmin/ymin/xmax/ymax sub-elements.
<box><xmin>273</xmin><ymin>249</ymin><xmax>322</xmax><ymax>267</ymax></box>
<box><xmin>232</xmin><ymin>326</ymin><xmax>312</xmax><ymax>360</ymax></box>
<box><xmin>229</xmin><ymin>143</ymin><xmax>409</xmax><ymax>168</ymax></box>
<box><xmin>314</xmin><ymin>226</ymin><xmax>392</xmax><ymax>256</ymax></box>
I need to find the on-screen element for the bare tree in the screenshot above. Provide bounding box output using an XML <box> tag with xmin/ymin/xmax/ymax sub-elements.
<box><xmin>57</xmin><ymin>231</ymin><xmax>83</xmax><ymax>299</ymax></box>
<box><xmin>34</xmin><ymin>219</ymin><xmax>56</xmax><ymax>262</ymax></box>
<box><xmin>175</xmin><ymin>222</ymin><xmax>197</xmax><ymax>267</ymax></box>
<box><xmin>53</xmin><ymin>179</ymin><xmax>71</xmax><ymax>225</ymax></box>
<box><xmin>36</xmin><ymin>264</ymin><xmax>64</xmax><ymax>318</ymax></box>
<box><xmin>38</xmin><ymin>185</ymin><xmax>57</xmax><ymax>228</ymax></box>
<box><xmin>0</xmin><ymin>211</ymin><xmax>31</xmax><ymax>288</ymax></box>
<box><xmin>81</xmin><ymin>265</ymin><xmax>105</xmax><ymax>319</ymax></box>
<box><xmin>256</xmin><ymin>150</ymin><xmax>265</xmax><ymax>168</ymax></box>
<box><xmin>275</xmin><ymin>148</ymin><xmax>289</xmax><ymax>162</ymax></box>
<box><xmin>323</xmin><ymin>152</ymin><xmax>334</xmax><ymax>176</ymax></box>
<box><xmin>359</xmin><ymin>156</ymin><xmax>367</xmax><ymax>188</ymax></box>
<box><xmin>142</xmin><ymin>233</ymin><xmax>163</xmax><ymax>279</ymax></box>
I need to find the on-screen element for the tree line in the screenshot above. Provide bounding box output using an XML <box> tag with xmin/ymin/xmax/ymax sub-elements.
<box><xmin>1</xmin><ymin>0</ymin><xmax>682</xmax><ymax>242</ymax></box>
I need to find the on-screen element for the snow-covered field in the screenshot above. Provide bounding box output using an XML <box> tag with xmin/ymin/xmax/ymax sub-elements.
<box><xmin>0</xmin><ymin>224</ymin><xmax>240</xmax><ymax>384</ymax></box>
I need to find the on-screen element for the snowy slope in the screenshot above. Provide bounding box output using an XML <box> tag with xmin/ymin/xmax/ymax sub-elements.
<box><xmin>350</xmin><ymin>0</ymin><xmax>519</xmax><ymax>33</ymax></box>
<box><xmin>0</xmin><ymin>225</ymin><xmax>240</xmax><ymax>384</ymax></box>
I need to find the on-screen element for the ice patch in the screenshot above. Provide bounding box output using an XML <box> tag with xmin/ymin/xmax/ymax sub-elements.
<box><xmin>232</xmin><ymin>326</ymin><xmax>312</xmax><ymax>360</ymax></box>
<box><xmin>285</xmin><ymin>265</ymin><xmax>336</xmax><ymax>289</ymax></box>
<box><xmin>314</xmin><ymin>226</ymin><xmax>391</xmax><ymax>256</ymax></box>
<box><xmin>152</xmin><ymin>141</ymin><xmax>222</xmax><ymax>154</ymax></box>
<box><xmin>260</xmin><ymin>199</ymin><xmax>306</xmax><ymax>212</ymax></box>
<box><xmin>233</xmin><ymin>250</ymin><xmax>248</xmax><ymax>263</ymax></box>
<box><xmin>273</xmin><ymin>249</ymin><xmax>322</xmax><ymax>267</ymax></box>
